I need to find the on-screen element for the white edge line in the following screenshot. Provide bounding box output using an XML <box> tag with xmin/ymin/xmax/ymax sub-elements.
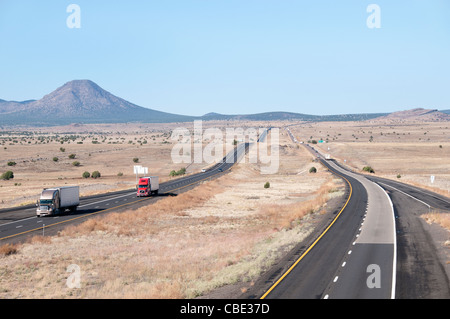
<box><xmin>374</xmin><ymin>182</ymin><xmax>397</xmax><ymax>300</ymax></box>
<box><xmin>378</xmin><ymin>182</ymin><xmax>431</xmax><ymax>209</ymax></box>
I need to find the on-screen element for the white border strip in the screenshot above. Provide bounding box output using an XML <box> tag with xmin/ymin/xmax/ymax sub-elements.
<box><xmin>378</xmin><ymin>182</ymin><xmax>431</xmax><ymax>209</ymax></box>
<box><xmin>374</xmin><ymin>182</ymin><xmax>397</xmax><ymax>299</ymax></box>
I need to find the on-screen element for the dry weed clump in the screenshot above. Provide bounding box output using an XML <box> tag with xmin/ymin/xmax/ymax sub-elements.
<box><xmin>61</xmin><ymin>218</ymin><xmax>110</xmax><ymax>237</ymax></box>
<box><xmin>260</xmin><ymin>178</ymin><xmax>339</xmax><ymax>230</ymax></box>
<box><xmin>422</xmin><ymin>211</ymin><xmax>450</xmax><ymax>231</ymax></box>
<box><xmin>28</xmin><ymin>236</ymin><xmax>52</xmax><ymax>245</ymax></box>
<box><xmin>0</xmin><ymin>236</ymin><xmax>52</xmax><ymax>258</ymax></box>
<box><xmin>0</xmin><ymin>243</ymin><xmax>19</xmax><ymax>256</ymax></box>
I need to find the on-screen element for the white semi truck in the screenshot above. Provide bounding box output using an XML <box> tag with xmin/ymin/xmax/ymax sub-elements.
<box><xmin>36</xmin><ymin>186</ymin><xmax>80</xmax><ymax>217</ymax></box>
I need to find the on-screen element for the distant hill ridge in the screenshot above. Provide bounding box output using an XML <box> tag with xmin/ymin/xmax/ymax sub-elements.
<box><xmin>0</xmin><ymin>80</ymin><xmax>448</xmax><ymax>125</ymax></box>
<box><xmin>373</xmin><ymin>108</ymin><xmax>450</xmax><ymax>122</ymax></box>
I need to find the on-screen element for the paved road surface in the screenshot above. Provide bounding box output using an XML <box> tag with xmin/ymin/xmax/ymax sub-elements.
<box><xmin>258</xmin><ymin>144</ymin><xmax>397</xmax><ymax>299</ymax></box>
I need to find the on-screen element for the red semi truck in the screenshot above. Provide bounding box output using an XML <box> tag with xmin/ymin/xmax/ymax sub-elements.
<box><xmin>137</xmin><ymin>176</ymin><xmax>159</xmax><ymax>197</ymax></box>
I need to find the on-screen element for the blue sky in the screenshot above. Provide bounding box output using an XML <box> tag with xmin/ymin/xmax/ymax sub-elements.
<box><xmin>0</xmin><ymin>1</ymin><xmax>449</xmax><ymax>116</ymax></box>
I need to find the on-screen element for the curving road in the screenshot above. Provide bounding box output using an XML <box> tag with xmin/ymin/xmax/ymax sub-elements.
<box><xmin>366</xmin><ymin>175</ymin><xmax>450</xmax><ymax>298</ymax></box>
<box><xmin>257</xmin><ymin>143</ymin><xmax>397</xmax><ymax>299</ymax></box>
<box><xmin>319</xmin><ymin>157</ymin><xmax>396</xmax><ymax>299</ymax></box>
<box><xmin>249</xmin><ymin>132</ymin><xmax>450</xmax><ymax>299</ymax></box>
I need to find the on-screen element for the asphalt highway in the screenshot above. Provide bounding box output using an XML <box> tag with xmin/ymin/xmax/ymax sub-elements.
<box><xmin>366</xmin><ymin>175</ymin><xmax>450</xmax><ymax>298</ymax></box>
<box><xmin>319</xmin><ymin>157</ymin><xmax>396</xmax><ymax>299</ymax></box>
<box><xmin>257</xmin><ymin>143</ymin><xmax>397</xmax><ymax>299</ymax></box>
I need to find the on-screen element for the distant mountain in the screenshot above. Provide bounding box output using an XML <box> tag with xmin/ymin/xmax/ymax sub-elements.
<box><xmin>1</xmin><ymin>80</ymin><xmax>447</xmax><ymax>126</ymax></box>
<box><xmin>0</xmin><ymin>99</ymin><xmax>35</xmax><ymax>114</ymax></box>
<box><xmin>440</xmin><ymin>109</ymin><xmax>450</xmax><ymax>115</ymax></box>
<box><xmin>0</xmin><ymin>80</ymin><xmax>195</xmax><ymax>125</ymax></box>
<box><xmin>373</xmin><ymin>108</ymin><xmax>450</xmax><ymax>122</ymax></box>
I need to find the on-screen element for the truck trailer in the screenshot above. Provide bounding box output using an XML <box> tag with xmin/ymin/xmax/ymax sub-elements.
<box><xmin>137</xmin><ymin>176</ymin><xmax>159</xmax><ymax>197</ymax></box>
<box><xmin>36</xmin><ymin>186</ymin><xmax>80</xmax><ymax>217</ymax></box>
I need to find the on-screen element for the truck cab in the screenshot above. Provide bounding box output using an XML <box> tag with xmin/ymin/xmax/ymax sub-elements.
<box><xmin>137</xmin><ymin>176</ymin><xmax>159</xmax><ymax>197</ymax></box>
<box><xmin>36</xmin><ymin>186</ymin><xmax>80</xmax><ymax>217</ymax></box>
<box><xmin>36</xmin><ymin>189</ymin><xmax>59</xmax><ymax>217</ymax></box>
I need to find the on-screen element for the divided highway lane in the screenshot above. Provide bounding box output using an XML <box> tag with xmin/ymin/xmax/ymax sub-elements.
<box><xmin>261</xmin><ymin>131</ymin><xmax>448</xmax><ymax>298</ymax></box>
<box><xmin>319</xmin><ymin>158</ymin><xmax>396</xmax><ymax>299</ymax></box>
<box><xmin>259</xmin><ymin>143</ymin><xmax>396</xmax><ymax>299</ymax></box>
<box><xmin>305</xmin><ymin>152</ymin><xmax>449</xmax><ymax>298</ymax></box>
<box><xmin>260</xmin><ymin>169</ymin><xmax>369</xmax><ymax>299</ymax></box>
<box><xmin>366</xmin><ymin>175</ymin><xmax>450</xmax><ymax>212</ymax></box>
<box><xmin>0</xmin><ymin>141</ymin><xmax>252</xmax><ymax>245</ymax></box>
<box><xmin>365</xmin><ymin>175</ymin><xmax>450</xmax><ymax>298</ymax></box>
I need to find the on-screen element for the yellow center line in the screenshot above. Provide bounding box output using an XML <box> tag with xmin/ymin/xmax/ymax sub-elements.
<box><xmin>260</xmin><ymin>162</ymin><xmax>353</xmax><ymax>299</ymax></box>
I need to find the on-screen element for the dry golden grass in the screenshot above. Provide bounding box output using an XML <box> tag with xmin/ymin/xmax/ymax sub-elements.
<box><xmin>260</xmin><ymin>178</ymin><xmax>339</xmax><ymax>230</ymax></box>
<box><xmin>422</xmin><ymin>211</ymin><xmax>450</xmax><ymax>231</ymax></box>
<box><xmin>61</xmin><ymin>178</ymin><xmax>225</xmax><ymax>239</ymax></box>
<box><xmin>0</xmin><ymin>243</ymin><xmax>19</xmax><ymax>257</ymax></box>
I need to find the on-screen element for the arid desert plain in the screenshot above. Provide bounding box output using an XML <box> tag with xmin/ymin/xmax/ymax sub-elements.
<box><xmin>0</xmin><ymin>119</ymin><xmax>448</xmax><ymax>298</ymax></box>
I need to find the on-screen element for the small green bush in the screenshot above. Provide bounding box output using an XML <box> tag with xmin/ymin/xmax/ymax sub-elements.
<box><xmin>91</xmin><ymin>171</ymin><xmax>101</xmax><ymax>179</ymax></box>
<box><xmin>72</xmin><ymin>161</ymin><xmax>81</xmax><ymax>167</ymax></box>
<box><xmin>53</xmin><ymin>157</ymin><xmax>59</xmax><ymax>162</ymax></box>
<box><xmin>264</xmin><ymin>182</ymin><xmax>270</xmax><ymax>189</ymax></box>
<box><xmin>82</xmin><ymin>171</ymin><xmax>90</xmax><ymax>179</ymax></box>
<box><xmin>133</xmin><ymin>158</ymin><xmax>139</xmax><ymax>163</ymax></box>
<box><xmin>170</xmin><ymin>168</ymin><xmax>186</xmax><ymax>177</ymax></box>
<box><xmin>363</xmin><ymin>166</ymin><xmax>375</xmax><ymax>173</ymax></box>
<box><xmin>309</xmin><ymin>167</ymin><xmax>317</xmax><ymax>173</ymax></box>
<box><xmin>7</xmin><ymin>161</ymin><xmax>16</xmax><ymax>166</ymax></box>
<box><xmin>1</xmin><ymin>171</ymin><xmax>14</xmax><ymax>180</ymax></box>
<box><xmin>68</xmin><ymin>154</ymin><xmax>76</xmax><ymax>159</ymax></box>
